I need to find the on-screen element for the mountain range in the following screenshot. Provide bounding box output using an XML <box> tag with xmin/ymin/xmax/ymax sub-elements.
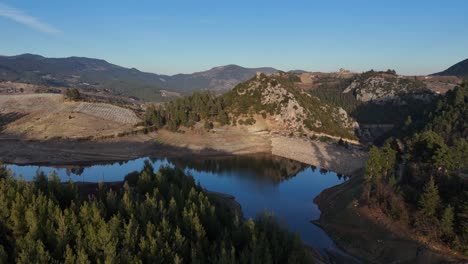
<box><xmin>1</xmin><ymin>53</ymin><xmax>466</xmax><ymax>102</ymax></box>
<box><xmin>0</xmin><ymin>54</ymin><xmax>277</xmax><ymax>101</ymax></box>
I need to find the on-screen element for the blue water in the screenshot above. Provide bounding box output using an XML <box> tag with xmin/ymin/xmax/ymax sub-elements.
<box><xmin>5</xmin><ymin>155</ymin><xmax>348</xmax><ymax>253</ymax></box>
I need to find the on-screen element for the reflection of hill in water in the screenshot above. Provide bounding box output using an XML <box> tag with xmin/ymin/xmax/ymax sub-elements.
<box><xmin>165</xmin><ymin>155</ymin><xmax>309</xmax><ymax>184</ymax></box>
<box><xmin>40</xmin><ymin>155</ymin><xmax>312</xmax><ymax>184</ymax></box>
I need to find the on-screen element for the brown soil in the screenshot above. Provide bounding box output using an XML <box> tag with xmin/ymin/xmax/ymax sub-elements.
<box><xmin>314</xmin><ymin>174</ymin><xmax>466</xmax><ymax>263</ymax></box>
<box><xmin>0</xmin><ymin>94</ymin><xmax>140</xmax><ymax>139</ymax></box>
<box><xmin>155</xmin><ymin>125</ymin><xmax>272</xmax><ymax>155</ymax></box>
<box><xmin>419</xmin><ymin>76</ymin><xmax>462</xmax><ymax>94</ymax></box>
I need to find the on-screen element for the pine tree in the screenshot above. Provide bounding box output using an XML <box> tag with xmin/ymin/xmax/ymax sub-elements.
<box><xmin>441</xmin><ymin>205</ymin><xmax>454</xmax><ymax>236</ymax></box>
<box><xmin>365</xmin><ymin>146</ymin><xmax>384</xmax><ymax>183</ymax></box>
<box><xmin>381</xmin><ymin>141</ymin><xmax>397</xmax><ymax>176</ymax></box>
<box><xmin>64</xmin><ymin>245</ymin><xmax>76</xmax><ymax>264</ymax></box>
<box><xmin>418</xmin><ymin>176</ymin><xmax>440</xmax><ymax>217</ymax></box>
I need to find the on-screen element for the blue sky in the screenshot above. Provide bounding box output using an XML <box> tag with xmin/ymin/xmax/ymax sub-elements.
<box><xmin>0</xmin><ymin>0</ymin><xmax>467</xmax><ymax>75</ymax></box>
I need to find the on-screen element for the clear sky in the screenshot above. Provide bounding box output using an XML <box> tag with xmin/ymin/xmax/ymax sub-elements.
<box><xmin>0</xmin><ymin>0</ymin><xmax>467</xmax><ymax>75</ymax></box>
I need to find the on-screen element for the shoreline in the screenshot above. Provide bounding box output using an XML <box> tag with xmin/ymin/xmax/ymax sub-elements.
<box><xmin>313</xmin><ymin>173</ymin><xmax>465</xmax><ymax>263</ymax></box>
<box><xmin>1</xmin><ymin>129</ymin><xmax>369</xmax><ymax>264</ymax></box>
<box><xmin>0</xmin><ymin>129</ymin><xmax>367</xmax><ymax>176</ymax></box>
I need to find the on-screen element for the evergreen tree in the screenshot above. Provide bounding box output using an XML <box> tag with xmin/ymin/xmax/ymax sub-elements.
<box><xmin>365</xmin><ymin>146</ymin><xmax>384</xmax><ymax>183</ymax></box>
<box><xmin>441</xmin><ymin>205</ymin><xmax>455</xmax><ymax>236</ymax></box>
<box><xmin>418</xmin><ymin>176</ymin><xmax>440</xmax><ymax>217</ymax></box>
<box><xmin>0</xmin><ymin>166</ymin><xmax>313</xmax><ymax>263</ymax></box>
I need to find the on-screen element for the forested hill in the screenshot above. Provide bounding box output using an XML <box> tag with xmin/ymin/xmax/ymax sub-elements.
<box><xmin>0</xmin><ymin>54</ymin><xmax>277</xmax><ymax>101</ymax></box>
<box><xmin>0</xmin><ymin>164</ymin><xmax>314</xmax><ymax>263</ymax></box>
<box><xmin>362</xmin><ymin>82</ymin><xmax>468</xmax><ymax>256</ymax></box>
<box><xmin>144</xmin><ymin>73</ymin><xmax>358</xmax><ymax>140</ymax></box>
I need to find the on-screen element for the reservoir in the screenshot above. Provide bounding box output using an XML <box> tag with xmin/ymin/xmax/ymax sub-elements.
<box><xmin>5</xmin><ymin>154</ymin><xmax>354</xmax><ymax>259</ymax></box>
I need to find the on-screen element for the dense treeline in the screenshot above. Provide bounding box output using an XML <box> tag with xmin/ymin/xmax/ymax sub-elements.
<box><xmin>144</xmin><ymin>92</ymin><xmax>229</xmax><ymax>131</ymax></box>
<box><xmin>352</xmin><ymin>97</ymin><xmax>434</xmax><ymax>125</ymax></box>
<box><xmin>0</xmin><ymin>164</ymin><xmax>313</xmax><ymax>263</ymax></box>
<box><xmin>362</xmin><ymin>83</ymin><xmax>468</xmax><ymax>254</ymax></box>
<box><xmin>309</xmin><ymin>78</ymin><xmax>358</xmax><ymax>114</ymax></box>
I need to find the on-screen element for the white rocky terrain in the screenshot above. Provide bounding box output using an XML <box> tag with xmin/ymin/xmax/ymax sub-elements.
<box><xmin>227</xmin><ymin>73</ymin><xmax>358</xmax><ymax>139</ymax></box>
<box><xmin>343</xmin><ymin>73</ymin><xmax>434</xmax><ymax>103</ymax></box>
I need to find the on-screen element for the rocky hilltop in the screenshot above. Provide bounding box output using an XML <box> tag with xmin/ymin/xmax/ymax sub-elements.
<box><xmin>224</xmin><ymin>73</ymin><xmax>358</xmax><ymax>139</ymax></box>
<box><xmin>343</xmin><ymin>71</ymin><xmax>433</xmax><ymax>103</ymax></box>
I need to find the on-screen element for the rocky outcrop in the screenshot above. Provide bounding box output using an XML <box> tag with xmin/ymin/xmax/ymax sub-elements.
<box><xmin>228</xmin><ymin>74</ymin><xmax>358</xmax><ymax>139</ymax></box>
<box><xmin>344</xmin><ymin>75</ymin><xmax>433</xmax><ymax>103</ymax></box>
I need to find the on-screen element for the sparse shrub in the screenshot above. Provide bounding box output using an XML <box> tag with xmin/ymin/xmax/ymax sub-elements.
<box><xmin>204</xmin><ymin>121</ymin><xmax>214</xmax><ymax>130</ymax></box>
<box><xmin>318</xmin><ymin>136</ymin><xmax>331</xmax><ymax>142</ymax></box>
<box><xmin>65</xmin><ymin>88</ymin><xmax>81</xmax><ymax>101</ymax></box>
<box><xmin>338</xmin><ymin>138</ymin><xmax>345</xmax><ymax>146</ymax></box>
<box><xmin>244</xmin><ymin>117</ymin><xmax>256</xmax><ymax>125</ymax></box>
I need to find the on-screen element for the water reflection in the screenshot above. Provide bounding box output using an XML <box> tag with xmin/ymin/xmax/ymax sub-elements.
<box><xmin>167</xmin><ymin>154</ymin><xmax>309</xmax><ymax>185</ymax></box>
<box><xmin>5</xmin><ymin>155</ymin><xmax>347</xmax><ymax>252</ymax></box>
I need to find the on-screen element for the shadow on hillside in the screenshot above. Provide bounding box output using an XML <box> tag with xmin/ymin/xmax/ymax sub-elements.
<box><xmin>0</xmin><ymin>133</ymin><xmax>241</xmax><ymax>165</ymax></box>
<box><xmin>0</xmin><ymin>112</ymin><xmax>27</xmax><ymax>129</ymax></box>
<box><xmin>311</xmin><ymin>140</ymin><xmax>367</xmax><ymax>177</ymax></box>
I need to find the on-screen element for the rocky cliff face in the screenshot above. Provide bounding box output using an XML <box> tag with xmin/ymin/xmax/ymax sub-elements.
<box><xmin>343</xmin><ymin>74</ymin><xmax>433</xmax><ymax>103</ymax></box>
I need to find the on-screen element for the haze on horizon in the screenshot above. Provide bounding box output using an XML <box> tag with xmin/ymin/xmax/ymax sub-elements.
<box><xmin>1</xmin><ymin>0</ymin><xmax>467</xmax><ymax>75</ymax></box>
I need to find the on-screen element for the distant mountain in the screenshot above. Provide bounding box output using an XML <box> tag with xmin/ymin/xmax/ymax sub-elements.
<box><xmin>432</xmin><ymin>58</ymin><xmax>468</xmax><ymax>79</ymax></box>
<box><xmin>167</xmin><ymin>64</ymin><xmax>277</xmax><ymax>93</ymax></box>
<box><xmin>288</xmin><ymin>70</ymin><xmax>308</xmax><ymax>74</ymax></box>
<box><xmin>0</xmin><ymin>54</ymin><xmax>278</xmax><ymax>101</ymax></box>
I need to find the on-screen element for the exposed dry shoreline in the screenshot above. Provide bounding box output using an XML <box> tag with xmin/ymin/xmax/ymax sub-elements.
<box><xmin>271</xmin><ymin>135</ymin><xmax>366</xmax><ymax>176</ymax></box>
<box><xmin>0</xmin><ymin>128</ymin><xmax>367</xmax><ymax>176</ymax></box>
